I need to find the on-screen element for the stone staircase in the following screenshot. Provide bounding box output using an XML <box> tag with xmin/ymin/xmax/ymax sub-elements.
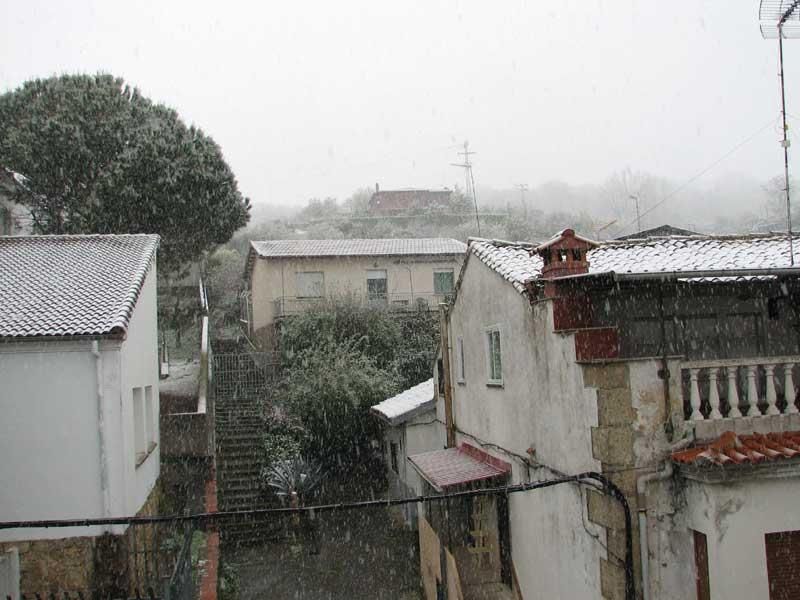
<box><xmin>214</xmin><ymin>352</ymin><xmax>283</xmax><ymax>548</ymax></box>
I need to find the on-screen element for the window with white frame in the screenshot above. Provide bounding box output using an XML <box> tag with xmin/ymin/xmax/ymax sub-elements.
<box><xmin>485</xmin><ymin>326</ymin><xmax>502</xmax><ymax>385</ymax></box>
<box><xmin>295</xmin><ymin>271</ymin><xmax>325</xmax><ymax>298</ymax></box>
<box><xmin>145</xmin><ymin>385</ymin><xmax>156</xmax><ymax>450</ymax></box>
<box><xmin>456</xmin><ymin>336</ymin><xmax>466</xmax><ymax>383</ymax></box>
<box><xmin>133</xmin><ymin>387</ymin><xmax>146</xmax><ymax>463</ymax></box>
<box><xmin>433</xmin><ymin>269</ymin><xmax>455</xmax><ymax>295</ymax></box>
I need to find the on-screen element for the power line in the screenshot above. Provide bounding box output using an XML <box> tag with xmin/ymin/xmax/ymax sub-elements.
<box><xmin>0</xmin><ymin>472</ymin><xmax>635</xmax><ymax>600</ymax></box>
<box><xmin>616</xmin><ymin>117</ymin><xmax>780</xmax><ymax>235</ymax></box>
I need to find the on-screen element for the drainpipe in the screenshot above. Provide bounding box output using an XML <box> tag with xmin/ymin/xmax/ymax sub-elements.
<box><xmin>92</xmin><ymin>341</ymin><xmax>112</xmax><ymax>532</ymax></box>
<box><xmin>636</xmin><ymin>435</ymin><xmax>693</xmax><ymax>600</ymax></box>
<box><xmin>439</xmin><ymin>304</ymin><xmax>456</xmax><ymax>448</ymax></box>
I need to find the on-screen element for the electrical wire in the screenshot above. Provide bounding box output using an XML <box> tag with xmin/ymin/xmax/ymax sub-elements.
<box><xmin>616</xmin><ymin>117</ymin><xmax>781</xmax><ymax>235</ymax></box>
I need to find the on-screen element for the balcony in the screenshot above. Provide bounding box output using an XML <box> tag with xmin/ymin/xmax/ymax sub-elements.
<box><xmin>272</xmin><ymin>292</ymin><xmax>451</xmax><ymax>319</ymax></box>
<box><xmin>681</xmin><ymin>356</ymin><xmax>800</xmax><ymax>438</ymax></box>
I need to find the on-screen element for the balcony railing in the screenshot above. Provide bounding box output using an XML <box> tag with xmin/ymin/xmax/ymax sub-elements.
<box><xmin>272</xmin><ymin>292</ymin><xmax>451</xmax><ymax>319</ymax></box>
<box><xmin>682</xmin><ymin>357</ymin><xmax>800</xmax><ymax>422</ymax></box>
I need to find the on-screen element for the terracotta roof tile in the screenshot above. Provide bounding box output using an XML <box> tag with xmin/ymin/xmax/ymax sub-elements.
<box><xmin>672</xmin><ymin>431</ymin><xmax>800</xmax><ymax>467</ymax></box>
<box><xmin>0</xmin><ymin>234</ymin><xmax>159</xmax><ymax>339</ymax></box>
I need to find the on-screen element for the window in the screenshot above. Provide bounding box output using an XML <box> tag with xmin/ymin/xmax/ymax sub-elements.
<box><xmin>145</xmin><ymin>385</ymin><xmax>156</xmax><ymax>450</ymax></box>
<box><xmin>295</xmin><ymin>271</ymin><xmax>324</xmax><ymax>298</ymax></box>
<box><xmin>367</xmin><ymin>269</ymin><xmax>388</xmax><ymax>302</ymax></box>
<box><xmin>434</xmin><ymin>269</ymin><xmax>455</xmax><ymax>295</ymax></box>
<box><xmin>390</xmin><ymin>442</ymin><xmax>399</xmax><ymax>473</ymax></box>
<box><xmin>133</xmin><ymin>387</ymin><xmax>146</xmax><ymax>464</ymax></box>
<box><xmin>486</xmin><ymin>326</ymin><xmax>502</xmax><ymax>385</ymax></box>
<box><xmin>456</xmin><ymin>336</ymin><xmax>465</xmax><ymax>383</ymax></box>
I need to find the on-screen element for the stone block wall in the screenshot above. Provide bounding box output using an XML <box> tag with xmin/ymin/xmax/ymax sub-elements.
<box><xmin>0</xmin><ymin>480</ymin><xmax>163</xmax><ymax>596</ymax></box>
<box><xmin>582</xmin><ymin>362</ymin><xmax>641</xmax><ymax>600</ymax></box>
<box><xmin>0</xmin><ymin>537</ymin><xmax>95</xmax><ymax>595</ymax></box>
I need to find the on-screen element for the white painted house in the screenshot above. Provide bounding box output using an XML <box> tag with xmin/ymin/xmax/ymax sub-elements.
<box><xmin>415</xmin><ymin>229</ymin><xmax>800</xmax><ymax>600</ymax></box>
<box><xmin>0</xmin><ymin>234</ymin><xmax>161</xmax><ymax>594</ymax></box>
<box><xmin>371</xmin><ymin>378</ymin><xmax>441</xmax><ymax>528</ymax></box>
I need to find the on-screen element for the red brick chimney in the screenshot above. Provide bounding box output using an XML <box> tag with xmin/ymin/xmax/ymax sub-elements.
<box><xmin>535</xmin><ymin>228</ymin><xmax>598</xmax><ymax>280</ymax></box>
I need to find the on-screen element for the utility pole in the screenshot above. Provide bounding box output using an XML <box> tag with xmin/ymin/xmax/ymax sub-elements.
<box><xmin>629</xmin><ymin>194</ymin><xmax>642</xmax><ymax>234</ymax></box>
<box><xmin>451</xmin><ymin>141</ymin><xmax>482</xmax><ymax>236</ymax></box>
<box><xmin>516</xmin><ymin>183</ymin><xmax>529</xmax><ymax>220</ymax></box>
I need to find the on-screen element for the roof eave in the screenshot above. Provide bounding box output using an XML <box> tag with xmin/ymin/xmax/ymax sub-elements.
<box><xmin>370</xmin><ymin>399</ymin><xmax>436</xmax><ymax>427</ymax></box>
<box><xmin>546</xmin><ymin>267</ymin><xmax>800</xmax><ymax>284</ymax></box>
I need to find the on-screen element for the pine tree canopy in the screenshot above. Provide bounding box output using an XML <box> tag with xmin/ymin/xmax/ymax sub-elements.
<box><xmin>0</xmin><ymin>73</ymin><xmax>251</xmax><ymax>272</ymax></box>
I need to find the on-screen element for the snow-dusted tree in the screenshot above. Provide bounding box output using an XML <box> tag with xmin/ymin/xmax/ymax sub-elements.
<box><xmin>0</xmin><ymin>74</ymin><xmax>250</xmax><ymax>272</ymax></box>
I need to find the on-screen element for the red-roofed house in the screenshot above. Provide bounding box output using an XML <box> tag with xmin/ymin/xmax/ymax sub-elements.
<box><xmin>422</xmin><ymin>228</ymin><xmax>800</xmax><ymax>600</ymax></box>
<box><xmin>368</xmin><ymin>186</ymin><xmax>453</xmax><ymax>215</ymax></box>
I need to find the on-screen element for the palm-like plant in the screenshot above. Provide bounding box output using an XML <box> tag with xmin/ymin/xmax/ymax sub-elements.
<box><xmin>266</xmin><ymin>456</ymin><xmax>324</xmax><ymax>503</ymax></box>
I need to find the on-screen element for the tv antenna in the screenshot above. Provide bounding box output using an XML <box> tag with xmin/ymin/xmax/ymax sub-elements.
<box><xmin>760</xmin><ymin>0</ymin><xmax>800</xmax><ymax>265</ymax></box>
<box><xmin>451</xmin><ymin>140</ymin><xmax>481</xmax><ymax>236</ymax></box>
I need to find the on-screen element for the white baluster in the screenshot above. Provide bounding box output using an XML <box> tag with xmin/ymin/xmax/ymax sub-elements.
<box><xmin>746</xmin><ymin>365</ymin><xmax>760</xmax><ymax>416</ymax></box>
<box><xmin>689</xmin><ymin>368</ymin><xmax>704</xmax><ymax>420</ymax></box>
<box><xmin>727</xmin><ymin>366</ymin><xmax>742</xmax><ymax>418</ymax></box>
<box><xmin>708</xmin><ymin>367</ymin><xmax>722</xmax><ymax>420</ymax></box>
<box><xmin>765</xmin><ymin>364</ymin><xmax>779</xmax><ymax>415</ymax></box>
<box><xmin>785</xmin><ymin>363</ymin><xmax>799</xmax><ymax>414</ymax></box>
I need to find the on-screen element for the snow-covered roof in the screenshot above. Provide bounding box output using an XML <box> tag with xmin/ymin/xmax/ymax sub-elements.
<box><xmin>0</xmin><ymin>234</ymin><xmax>159</xmax><ymax>339</ymax></box>
<box><xmin>251</xmin><ymin>238</ymin><xmax>467</xmax><ymax>258</ymax></box>
<box><xmin>371</xmin><ymin>378</ymin><xmax>435</xmax><ymax>426</ymax></box>
<box><xmin>470</xmin><ymin>233</ymin><xmax>800</xmax><ymax>295</ymax></box>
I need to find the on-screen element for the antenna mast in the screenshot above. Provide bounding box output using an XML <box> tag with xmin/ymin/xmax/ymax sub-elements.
<box><xmin>760</xmin><ymin>0</ymin><xmax>800</xmax><ymax>265</ymax></box>
<box><xmin>516</xmin><ymin>183</ymin><xmax>529</xmax><ymax>219</ymax></box>
<box><xmin>451</xmin><ymin>141</ymin><xmax>481</xmax><ymax>236</ymax></box>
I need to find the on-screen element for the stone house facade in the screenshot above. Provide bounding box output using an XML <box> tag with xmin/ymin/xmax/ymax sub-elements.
<box><xmin>0</xmin><ymin>234</ymin><xmax>163</xmax><ymax>596</ymax></box>
<box><xmin>244</xmin><ymin>238</ymin><xmax>466</xmax><ymax>348</ymax></box>
<box><xmin>411</xmin><ymin>229</ymin><xmax>800</xmax><ymax>599</ymax></box>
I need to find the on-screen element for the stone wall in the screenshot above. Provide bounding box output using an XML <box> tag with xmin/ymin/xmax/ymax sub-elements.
<box><xmin>582</xmin><ymin>362</ymin><xmax>641</xmax><ymax>600</ymax></box>
<box><xmin>0</xmin><ymin>479</ymin><xmax>163</xmax><ymax>596</ymax></box>
<box><xmin>0</xmin><ymin>537</ymin><xmax>95</xmax><ymax>595</ymax></box>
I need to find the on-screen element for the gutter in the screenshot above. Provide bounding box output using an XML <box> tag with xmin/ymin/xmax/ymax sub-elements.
<box><xmin>636</xmin><ymin>435</ymin><xmax>693</xmax><ymax>600</ymax></box>
<box><xmin>92</xmin><ymin>341</ymin><xmax>113</xmax><ymax>533</ymax></box>
<box><xmin>552</xmin><ymin>267</ymin><xmax>800</xmax><ymax>284</ymax></box>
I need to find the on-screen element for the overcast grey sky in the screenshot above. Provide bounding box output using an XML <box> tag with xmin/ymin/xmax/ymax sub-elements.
<box><xmin>2</xmin><ymin>1</ymin><xmax>799</xmax><ymax>207</ymax></box>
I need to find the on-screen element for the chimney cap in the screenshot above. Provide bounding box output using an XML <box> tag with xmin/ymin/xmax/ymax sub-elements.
<box><xmin>535</xmin><ymin>228</ymin><xmax>599</xmax><ymax>253</ymax></box>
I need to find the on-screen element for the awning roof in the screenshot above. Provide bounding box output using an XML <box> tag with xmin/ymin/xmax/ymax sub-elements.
<box><xmin>408</xmin><ymin>443</ymin><xmax>511</xmax><ymax>492</ymax></box>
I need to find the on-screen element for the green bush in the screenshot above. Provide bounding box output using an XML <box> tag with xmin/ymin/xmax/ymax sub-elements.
<box><xmin>275</xmin><ymin>339</ymin><xmax>397</xmax><ymax>473</ymax></box>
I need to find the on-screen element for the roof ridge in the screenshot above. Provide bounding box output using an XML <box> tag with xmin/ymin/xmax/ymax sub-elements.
<box><xmin>0</xmin><ymin>233</ymin><xmax>158</xmax><ymax>241</ymax></box>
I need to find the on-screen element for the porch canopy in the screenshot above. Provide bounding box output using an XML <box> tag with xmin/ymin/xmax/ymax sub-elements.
<box><xmin>408</xmin><ymin>443</ymin><xmax>511</xmax><ymax>493</ymax></box>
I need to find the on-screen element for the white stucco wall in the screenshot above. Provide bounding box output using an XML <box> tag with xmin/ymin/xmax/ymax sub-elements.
<box><xmin>118</xmin><ymin>263</ymin><xmax>160</xmax><ymax>520</ymax></box>
<box><xmin>0</xmin><ymin>261</ymin><xmax>160</xmax><ymax>541</ymax></box>
<box><xmin>447</xmin><ymin>256</ymin><xmax>605</xmax><ymax>599</ymax></box>
<box><xmin>384</xmin><ymin>410</ymin><xmax>441</xmax><ymax>527</ymax></box>
<box><xmin>680</xmin><ymin>474</ymin><xmax>800</xmax><ymax>600</ymax></box>
<box><xmin>0</xmin><ymin>340</ymin><xmax>108</xmax><ymax>540</ymax></box>
<box><xmin>250</xmin><ymin>254</ymin><xmax>463</xmax><ymax>332</ymax></box>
